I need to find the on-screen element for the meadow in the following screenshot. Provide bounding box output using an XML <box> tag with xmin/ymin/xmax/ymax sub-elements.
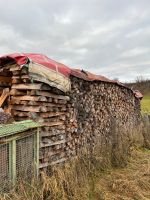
<box><xmin>141</xmin><ymin>94</ymin><xmax>150</xmax><ymax>114</ymax></box>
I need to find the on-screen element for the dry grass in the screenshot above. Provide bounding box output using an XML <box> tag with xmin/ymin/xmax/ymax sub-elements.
<box><xmin>0</xmin><ymin>79</ymin><xmax>149</xmax><ymax>200</ymax></box>
<box><xmin>0</xmin><ymin>120</ymin><xmax>149</xmax><ymax>200</ymax></box>
<box><xmin>92</xmin><ymin>148</ymin><xmax>150</xmax><ymax>200</ymax></box>
<box><xmin>0</xmin><ymin>147</ymin><xmax>149</xmax><ymax>200</ymax></box>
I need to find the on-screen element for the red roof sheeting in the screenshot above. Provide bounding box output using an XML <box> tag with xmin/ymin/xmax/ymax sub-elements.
<box><xmin>0</xmin><ymin>53</ymin><xmax>71</xmax><ymax>77</ymax></box>
<box><xmin>0</xmin><ymin>53</ymin><xmax>143</xmax><ymax>99</ymax></box>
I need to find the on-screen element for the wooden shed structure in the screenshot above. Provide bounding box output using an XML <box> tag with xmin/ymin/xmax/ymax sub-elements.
<box><xmin>0</xmin><ymin>53</ymin><xmax>142</xmax><ymax>169</ymax></box>
<box><xmin>0</xmin><ymin>120</ymin><xmax>40</xmax><ymax>192</ymax></box>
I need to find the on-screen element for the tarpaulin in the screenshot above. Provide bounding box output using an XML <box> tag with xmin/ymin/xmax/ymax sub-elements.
<box><xmin>0</xmin><ymin>53</ymin><xmax>143</xmax><ymax>98</ymax></box>
<box><xmin>0</xmin><ymin>53</ymin><xmax>71</xmax><ymax>92</ymax></box>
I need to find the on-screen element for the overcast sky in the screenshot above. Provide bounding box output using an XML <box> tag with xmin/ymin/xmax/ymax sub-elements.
<box><xmin>0</xmin><ymin>0</ymin><xmax>150</xmax><ymax>82</ymax></box>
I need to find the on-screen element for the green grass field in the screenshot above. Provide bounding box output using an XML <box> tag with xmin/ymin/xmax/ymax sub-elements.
<box><xmin>141</xmin><ymin>94</ymin><xmax>150</xmax><ymax>114</ymax></box>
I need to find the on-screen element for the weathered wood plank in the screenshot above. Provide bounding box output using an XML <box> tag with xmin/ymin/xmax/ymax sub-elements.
<box><xmin>29</xmin><ymin>90</ymin><xmax>70</xmax><ymax>101</ymax></box>
<box><xmin>40</xmin><ymin>111</ymin><xmax>65</xmax><ymax>118</ymax></box>
<box><xmin>10</xmin><ymin>99</ymin><xmax>66</xmax><ymax>108</ymax></box>
<box><xmin>11</xmin><ymin>95</ymin><xmax>47</xmax><ymax>102</ymax></box>
<box><xmin>42</xmin><ymin>121</ymin><xmax>64</xmax><ymax>127</ymax></box>
<box><xmin>12</xmin><ymin>105</ymin><xmax>47</xmax><ymax>112</ymax></box>
<box><xmin>12</xmin><ymin>83</ymin><xmax>42</xmax><ymax>90</ymax></box>
<box><xmin>10</xmin><ymin>89</ymin><xmax>27</xmax><ymax>96</ymax></box>
<box><xmin>40</xmin><ymin>139</ymin><xmax>66</xmax><ymax>148</ymax></box>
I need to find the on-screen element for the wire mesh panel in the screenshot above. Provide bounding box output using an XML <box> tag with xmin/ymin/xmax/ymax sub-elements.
<box><xmin>16</xmin><ymin>135</ymin><xmax>35</xmax><ymax>180</ymax></box>
<box><xmin>0</xmin><ymin>120</ymin><xmax>40</xmax><ymax>192</ymax></box>
<box><xmin>0</xmin><ymin>144</ymin><xmax>9</xmax><ymax>192</ymax></box>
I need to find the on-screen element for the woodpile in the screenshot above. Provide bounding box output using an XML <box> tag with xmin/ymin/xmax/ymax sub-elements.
<box><xmin>65</xmin><ymin>76</ymin><xmax>141</xmax><ymax>158</ymax></box>
<box><xmin>0</xmin><ymin>64</ymin><xmax>70</xmax><ymax>169</ymax></box>
<box><xmin>0</xmin><ymin>61</ymin><xmax>142</xmax><ymax>169</ymax></box>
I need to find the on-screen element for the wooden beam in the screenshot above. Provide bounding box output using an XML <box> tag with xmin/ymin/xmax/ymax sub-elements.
<box><xmin>40</xmin><ymin>111</ymin><xmax>65</xmax><ymax>118</ymax></box>
<box><xmin>10</xmin><ymin>89</ymin><xmax>27</xmax><ymax>96</ymax></box>
<box><xmin>42</xmin><ymin>121</ymin><xmax>64</xmax><ymax>127</ymax></box>
<box><xmin>12</xmin><ymin>83</ymin><xmax>42</xmax><ymax>90</ymax></box>
<box><xmin>0</xmin><ymin>88</ymin><xmax>10</xmax><ymax>107</ymax></box>
<box><xmin>11</xmin><ymin>96</ymin><xmax>47</xmax><ymax>102</ymax></box>
<box><xmin>29</xmin><ymin>90</ymin><xmax>70</xmax><ymax>101</ymax></box>
<box><xmin>12</xmin><ymin>105</ymin><xmax>47</xmax><ymax>112</ymax></box>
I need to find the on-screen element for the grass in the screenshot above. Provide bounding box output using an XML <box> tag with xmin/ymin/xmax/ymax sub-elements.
<box><xmin>141</xmin><ymin>94</ymin><xmax>150</xmax><ymax>114</ymax></box>
<box><xmin>0</xmin><ymin>148</ymin><xmax>150</xmax><ymax>200</ymax></box>
<box><xmin>89</xmin><ymin>148</ymin><xmax>150</xmax><ymax>200</ymax></box>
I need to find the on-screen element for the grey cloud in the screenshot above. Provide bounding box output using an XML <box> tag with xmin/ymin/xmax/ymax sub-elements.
<box><xmin>0</xmin><ymin>0</ymin><xmax>150</xmax><ymax>82</ymax></box>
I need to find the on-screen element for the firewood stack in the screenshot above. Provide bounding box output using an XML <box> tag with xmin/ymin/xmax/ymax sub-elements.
<box><xmin>0</xmin><ymin>64</ymin><xmax>70</xmax><ymax>169</ymax></box>
<box><xmin>0</xmin><ymin>62</ymin><xmax>142</xmax><ymax>169</ymax></box>
<box><xmin>65</xmin><ymin>76</ymin><xmax>141</xmax><ymax>158</ymax></box>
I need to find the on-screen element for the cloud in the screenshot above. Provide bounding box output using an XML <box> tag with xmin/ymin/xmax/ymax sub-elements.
<box><xmin>0</xmin><ymin>0</ymin><xmax>149</xmax><ymax>82</ymax></box>
<box><xmin>121</xmin><ymin>47</ymin><xmax>149</xmax><ymax>58</ymax></box>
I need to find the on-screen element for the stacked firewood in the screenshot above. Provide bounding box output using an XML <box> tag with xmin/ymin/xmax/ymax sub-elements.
<box><xmin>65</xmin><ymin>76</ymin><xmax>141</xmax><ymax>158</ymax></box>
<box><xmin>0</xmin><ymin>63</ymin><xmax>142</xmax><ymax>169</ymax></box>
<box><xmin>0</xmin><ymin>64</ymin><xmax>70</xmax><ymax>169</ymax></box>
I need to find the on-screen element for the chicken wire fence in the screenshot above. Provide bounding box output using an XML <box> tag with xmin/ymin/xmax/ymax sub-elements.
<box><xmin>0</xmin><ymin>120</ymin><xmax>40</xmax><ymax>193</ymax></box>
<box><xmin>0</xmin><ymin>143</ymin><xmax>9</xmax><ymax>192</ymax></box>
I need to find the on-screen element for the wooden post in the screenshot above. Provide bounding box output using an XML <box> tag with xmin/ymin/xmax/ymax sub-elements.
<box><xmin>33</xmin><ymin>128</ymin><xmax>39</xmax><ymax>178</ymax></box>
<box><xmin>9</xmin><ymin>139</ymin><xmax>16</xmax><ymax>185</ymax></box>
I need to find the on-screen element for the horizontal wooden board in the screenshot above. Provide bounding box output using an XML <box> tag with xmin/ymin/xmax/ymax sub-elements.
<box><xmin>29</xmin><ymin>90</ymin><xmax>70</xmax><ymax>101</ymax></box>
<box><xmin>12</xmin><ymin>83</ymin><xmax>42</xmax><ymax>90</ymax></box>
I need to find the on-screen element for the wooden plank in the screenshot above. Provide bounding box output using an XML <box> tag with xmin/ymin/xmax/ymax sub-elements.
<box><xmin>9</xmin><ymin>140</ymin><xmax>16</xmax><ymax>185</ymax></box>
<box><xmin>12</xmin><ymin>105</ymin><xmax>47</xmax><ymax>112</ymax></box>
<box><xmin>11</xmin><ymin>95</ymin><xmax>47</xmax><ymax>102</ymax></box>
<box><xmin>40</xmin><ymin>131</ymin><xmax>64</xmax><ymax>137</ymax></box>
<box><xmin>40</xmin><ymin>111</ymin><xmax>65</xmax><ymax>118</ymax></box>
<box><xmin>10</xmin><ymin>66</ymin><xmax>20</xmax><ymax>71</ymax></box>
<box><xmin>0</xmin><ymin>88</ymin><xmax>10</xmax><ymax>107</ymax></box>
<box><xmin>40</xmin><ymin>139</ymin><xmax>66</xmax><ymax>148</ymax></box>
<box><xmin>12</xmin><ymin>75</ymin><xmax>29</xmax><ymax>79</ymax></box>
<box><xmin>10</xmin><ymin>99</ymin><xmax>66</xmax><ymax>108</ymax></box>
<box><xmin>12</xmin><ymin>110</ymin><xmax>38</xmax><ymax>118</ymax></box>
<box><xmin>10</xmin><ymin>89</ymin><xmax>27</xmax><ymax>96</ymax></box>
<box><xmin>42</xmin><ymin>121</ymin><xmax>64</xmax><ymax>127</ymax></box>
<box><xmin>29</xmin><ymin>90</ymin><xmax>70</xmax><ymax>101</ymax></box>
<box><xmin>34</xmin><ymin>128</ymin><xmax>39</xmax><ymax>177</ymax></box>
<box><xmin>13</xmin><ymin>111</ymin><xmax>65</xmax><ymax>118</ymax></box>
<box><xmin>12</xmin><ymin>83</ymin><xmax>42</xmax><ymax>90</ymax></box>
